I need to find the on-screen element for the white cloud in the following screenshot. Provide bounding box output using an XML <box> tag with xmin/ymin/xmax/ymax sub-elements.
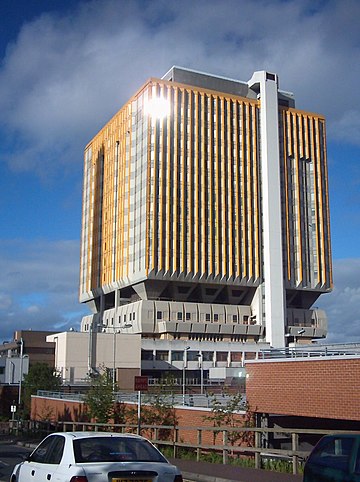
<box><xmin>1</xmin><ymin>0</ymin><xmax>360</xmax><ymax>177</ymax></box>
<box><xmin>0</xmin><ymin>239</ymin><xmax>89</xmax><ymax>342</ymax></box>
<box><xmin>317</xmin><ymin>258</ymin><xmax>360</xmax><ymax>343</ymax></box>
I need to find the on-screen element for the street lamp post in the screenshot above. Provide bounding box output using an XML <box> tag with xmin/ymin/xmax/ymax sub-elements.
<box><xmin>197</xmin><ymin>353</ymin><xmax>204</xmax><ymax>395</ymax></box>
<box><xmin>113</xmin><ymin>328</ymin><xmax>116</xmax><ymax>392</ymax></box>
<box><xmin>18</xmin><ymin>338</ymin><xmax>24</xmax><ymax>407</ymax></box>
<box><xmin>182</xmin><ymin>346</ymin><xmax>190</xmax><ymax>405</ymax></box>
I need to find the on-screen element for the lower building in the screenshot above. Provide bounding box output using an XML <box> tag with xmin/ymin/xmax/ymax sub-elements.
<box><xmin>47</xmin><ymin>328</ymin><xmax>269</xmax><ymax>391</ymax></box>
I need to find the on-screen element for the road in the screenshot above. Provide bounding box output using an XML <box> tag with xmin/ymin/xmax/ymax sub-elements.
<box><xmin>0</xmin><ymin>439</ymin><xmax>303</xmax><ymax>482</ymax></box>
<box><xmin>0</xmin><ymin>441</ymin><xmax>31</xmax><ymax>482</ymax></box>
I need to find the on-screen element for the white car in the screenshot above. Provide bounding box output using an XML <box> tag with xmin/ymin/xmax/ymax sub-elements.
<box><xmin>11</xmin><ymin>431</ymin><xmax>183</xmax><ymax>482</ymax></box>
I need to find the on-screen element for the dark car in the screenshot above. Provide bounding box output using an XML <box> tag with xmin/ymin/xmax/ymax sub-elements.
<box><xmin>303</xmin><ymin>433</ymin><xmax>360</xmax><ymax>481</ymax></box>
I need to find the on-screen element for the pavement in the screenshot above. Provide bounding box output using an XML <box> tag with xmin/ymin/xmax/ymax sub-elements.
<box><xmin>169</xmin><ymin>458</ymin><xmax>303</xmax><ymax>482</ymax></box>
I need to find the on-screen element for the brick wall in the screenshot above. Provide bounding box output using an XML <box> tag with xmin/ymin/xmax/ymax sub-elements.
<box><xmin>245</xmin><ymin>357</ymin><xmax>360</xmax><ymax>421</ymax></box>
<box><xmin>31</xmin><ymin>396</ymin><xmax>247</xmax><ymax>446</ymax></box>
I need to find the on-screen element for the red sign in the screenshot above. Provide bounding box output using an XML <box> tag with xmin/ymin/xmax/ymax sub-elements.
<box><xmin>134</xmin><ymin>375</ymin><xmax>149</xmax><ymax>391</ymax></box>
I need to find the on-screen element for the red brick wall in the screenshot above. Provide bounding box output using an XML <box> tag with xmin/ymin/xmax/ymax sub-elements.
<box><xmin>246</xmin><ymin>357</ymin><xmax>360</xmax><ymax>421</ymax></box>
<box><xmin>31</xmin><ymin>396</ymin><xmax>86</xmax><ymax>422</ymax></box>
<box><xmin>31</xmin><ymin>396</ymin><xmax>247</xmax><ymax>446</ymax></box>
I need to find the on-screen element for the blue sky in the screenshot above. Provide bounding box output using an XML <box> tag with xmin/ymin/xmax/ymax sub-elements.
<box><xmin>0</xmin><ymin>0</ymin><xmax>359</xmax><ymax>343</ymax></box>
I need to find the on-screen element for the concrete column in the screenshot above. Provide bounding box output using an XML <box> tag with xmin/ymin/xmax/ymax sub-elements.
<box><xmin>248</xmin><ymin>71</ymin><xmax>285</xmax><ymax>347</ymax></box>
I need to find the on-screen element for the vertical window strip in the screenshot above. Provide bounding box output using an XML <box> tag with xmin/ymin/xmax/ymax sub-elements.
<box><xmin>320</xmin><ymin>119</ymin><xmax>333</xmax><ymax>288</ymax></box>
<box><xmin>246</xmin><ymin>102</ymin><xmax>252</xmax><ymax>279</ymax></box>
<box><xmin>226</xmin><ymin>98</ymin><xmax>233</xmax><ymax>279</ymax></box>
<box><xmin>241</xmin><ymin>102</ymin><xmax>247</xmax><ymax>278</ymax></box>
<box><xmin>151</xmin><ymin>85</ymin><xmax>159</xmax><ymax>272</ymax></box>
<box><xmin>293</xmin><ymin>111</ymin><xmax>303</xmax><ymax>283</ymax></box>
<box><xmin>208</xmin><ymin>95</ymin><xmax>214</xmax><ymax>276</ymax></box>
<box><xmin>252</xmin><ymin>104</ymin><xmax>260</xmax><ymax>280</ymax></box>
<box><xmin>215</xmin><ymin>96</ymin><xmax>221</xmax><ymax>275</ymax></box>
<box><xmin>233</xmin><ymin>101</ymin><xmax>240</xmax><ymax>279</ymax></box>
<box><xmin>201</xmin><ymin>93</ymin><xmax>207</xmax><ymax>275</ymax></box>
<box><xmin>165</xmin><ymin>85</ymin><xmax>172</xmax><ymax>273</ymax></box>
<box><xmin>309</xmin><ymin>117</ymin><xmax>321</xmax><ymax>283</ymax></box>
<box><xmin>282</xmin><ymin>110</ymin><xmax>292</xmax><ymax>282</ymax></box>
<box><xmin>145</xmin><ymin>92</ymin><xmax>152</xmax><ymax>276</ymax></box>
<box><xmin>220</xmin><ymin>97</ymin><xmax>226</xmax><ymax>277</ymax></box>
<box><xmin>158</xmin><ymin>83</ymin><xmax>166</xmax><ymax>271</ymax></box>
<box><xmin>172</xmin><ymin>86</ymin><xmax>179</xmax><ymax>273</ymax></box>
<box><xmin>180</xmin><ymin>89</ymin><xmax>186</xmax><ymax>274</ymax></box>
<box><xmin>314</xmin><ymin>117</ymin><xmax>326</xmax><ymax>285</ymax></box>
<box><xmin>187</xmin><ymin>89</ymin><xmax>193</xmax><ymax>274</ymax></box>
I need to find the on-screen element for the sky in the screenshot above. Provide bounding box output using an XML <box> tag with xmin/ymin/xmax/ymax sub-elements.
<box><xmin>0</xmin><ymin>0</ymin><xmax>359</xmax><ymax>344</ymax></box>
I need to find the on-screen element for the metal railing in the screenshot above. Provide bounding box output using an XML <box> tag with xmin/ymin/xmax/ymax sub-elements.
<box><xmin>36</xmin><ymin>390</ymin><xmax>246</xmax><ymax>409</ymax></box>
<box><xmin>259</xmin><ymin>345</ymin><xmax>360</xmax><ymax>359</ymax></box>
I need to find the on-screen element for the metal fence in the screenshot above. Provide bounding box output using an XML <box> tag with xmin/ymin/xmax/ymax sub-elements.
<box><xmin>36</xmin><ymin>390</ymin><xmax>246</xmax><ymax>409</ymax></box>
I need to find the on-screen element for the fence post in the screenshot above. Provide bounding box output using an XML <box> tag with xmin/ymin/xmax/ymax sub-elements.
<box><xmin>222</xmin><ymin>430</ymin><xmax>228</xmax><ymax>465</ymax></box>
<box><xmin>292</xmin><ymin>432</ymin><xmax>299</xmax><ymax>475</ymax></box>
<box><xmin>255</xmin><ymin>431</ymin><xmax>261</xmax><ymax>469</ymax></box>
<box><xmin>173</xmin><ymin>428</ymin><xmax>178</xmax><ymax>459</ymax></box>
<box><xmin>197</xmin><ymin>429</ymin><xmax>202</xmax><ymax>461</ymax></box>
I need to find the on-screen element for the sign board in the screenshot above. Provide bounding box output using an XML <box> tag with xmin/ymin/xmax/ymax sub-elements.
<box><xmin>134</xmin><ymin>375</ymin><xmax>148</xmax><ymax>391</ymax></box>
<box><xmin>10</xmin><ymin>405</ymin><xmax>16</xmax><ymax>413</ymax></box>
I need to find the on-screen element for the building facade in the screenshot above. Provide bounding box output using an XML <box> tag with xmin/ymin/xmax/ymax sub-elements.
<box><xmin>79</xmin><ymin>67</ymin><xmax>332</xmax><ymax>365</ymax></box>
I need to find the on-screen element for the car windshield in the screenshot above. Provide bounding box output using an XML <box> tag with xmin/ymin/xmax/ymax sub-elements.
<box><xmin>73</xmin><ymin>436</ymin><xmax>167</xmax><ymax>463</ymax></box>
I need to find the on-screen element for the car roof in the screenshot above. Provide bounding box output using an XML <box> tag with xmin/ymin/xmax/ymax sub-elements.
<box><xmin>49</xmin><ymin>432</ymin><xmax>145</xmax><ymax>440</ymax></box>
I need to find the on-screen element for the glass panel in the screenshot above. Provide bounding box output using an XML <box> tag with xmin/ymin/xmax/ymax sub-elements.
<box><xmin>73</xmin><ymin>436</ymin><xmax>167</xmax><ymax>463</ymax></box>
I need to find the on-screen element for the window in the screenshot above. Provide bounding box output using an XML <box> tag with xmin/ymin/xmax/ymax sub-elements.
<box><xmin>187</xmin><ymin>351</ymin><xmax>200</xmax><ymax>362</ymax></box>
<box><xmin>47</xmin><ymin>436</ymin><xmax>65</xmax><ymax>464</ymax></box>
<box><xmin>214</xmin><ymin>314</ymin><xmax>219</xmax><ymax>322</ymax></box>
<box><xmin>202</xmin><ymin>351</ymin><xmax>213</xmax><ymax>361</ymax></box>
<box><xmin>231</xmin><ymin>352</ymin><xmax>242</xmax><ymax>362</ymax></box>
<box><xmin>156</xmin><ymin>311</ymin><xmax>162</xmax><ymax>320</ymax></box>
<box><xmin>30</xmin><ymin>435</ymin><xmax>65</xmax><ymax>464</ymax></box>
<box><xmin>216</xmin><ymin>352</ymin><xmax>227</xmax><ymax>362</ymax></box>
<box><xmin>205</xmin><ymin>313</ymin><xmax>211</xmax><ymax>322</ymax></box>
<box><xmin>73</xmin><ymin>436</ymin><xmax>167</xmax><ymax>463</ymax></box>
<box><xmin>155</xmin><ymin>350</ymin><xmax>168</xmax><ymax>361</ymax></box>
<box><xmin>185</xmin><ymin>312</ymin><xmax>191</xmax><ymax>321</ymax></box>
<box><xmin>171</xmin><ymin>351</ymin><xmax>184</xmax><ymax>361</ymax></box>
<box><xmin>177</xmin><ymin>312</ymin><xmax>183</xmax><ymax>321</ymax></box>
<box><xmin>232</xmin><ymin>315</ymin><xmax>238</xmax><ymax>323</ymax></box>
<box><xmin>141</xmin><ymin>350</ymin><xmax>153</xmax><ymax>360</ymax></box>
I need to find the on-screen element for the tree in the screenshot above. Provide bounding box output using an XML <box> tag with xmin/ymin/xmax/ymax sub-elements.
<box><xmin>126</xmin><ymin>377</ymin><xmax>178</xmax><ymax>439</ymax></box>
<box><xmin>22</xmin><ymin>363</ymin><xmax>62</xmax><ymax>416</ymax></box>
<box><xmin>203</xmin><ymin>390</ymin><xmax>253</xmax><ymax>446</ymax></box>
<box><xmin>83</xmin><ymin>366</ymin><xmax>114</xmax><ymax>424</ymax></box>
